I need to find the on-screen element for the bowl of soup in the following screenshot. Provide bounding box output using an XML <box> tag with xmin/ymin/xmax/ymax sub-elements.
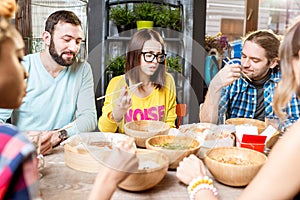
<box><xmin>145</xmin><ymin>135</ymin><xmax>200</xmax><ymax>169</ymax></box>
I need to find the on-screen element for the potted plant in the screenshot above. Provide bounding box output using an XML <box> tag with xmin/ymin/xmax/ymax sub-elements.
<box><xmin>166</xmin><ymin>56</ymin><xmax>183</xmax><ymax>73</ymax></box>
<box><xmin>133</xmin><ymin>2</ymin><xmax>158</xmax><ymax>30</ymax></box>
<box><xmin>168</xmin><ymin>7</ymin><xmax>181</xmax><ymax>32</ymax></box>
<box><xmin>155</xmin><ymin>5</ymin><xmax>182</xmax><ymax>37</ymax></box>
<box><xmin>109</xmin><ymin>4</ymin><xmax>136</xmax><ymax>36</ymax></box>
<box><xmin>154</xmin><ymin>5</ymin><xmax>170</xmax><ymax>33</ymax></box>
<box><xmin>105</xmin><ymin>55</ymin><xmax>126</xmax><ymax>85</ymax></box>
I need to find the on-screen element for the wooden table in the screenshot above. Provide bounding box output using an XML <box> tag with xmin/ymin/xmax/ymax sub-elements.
<box><xmin>39</xmin><ymin>146</ymin><xmax>244</xmax><ymax>200</ymax></box>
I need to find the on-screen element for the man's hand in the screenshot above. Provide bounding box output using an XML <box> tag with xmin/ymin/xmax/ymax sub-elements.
<box><xmin>210</xmin><ymin>63</ymin><xmax>242</xmax><ymax>92</ymax></box>
<box><xmin>40</xmin><ymin>131</ymin><xmax>55</xmax><ymax>155</ymax></box>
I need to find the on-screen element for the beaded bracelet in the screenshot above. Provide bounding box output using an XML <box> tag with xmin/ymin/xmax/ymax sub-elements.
<box><xmin>189</xmin><ymin>183</ymin><xmax>218</xmax><ymax>200</ymax></box>
<box><xmin>187</xmin><ymin>176</ymin><xmax>218</xmax><ymax>200</ymax></box>
<box><xmin>187</xmin><ymin>176</ymin><xmax>213</xmax><ymax>193</ymax></box>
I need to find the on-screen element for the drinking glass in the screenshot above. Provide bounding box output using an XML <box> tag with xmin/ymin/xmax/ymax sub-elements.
<box><xmin>264</xmin><ymin>117</ymin><xmax>287</xmax><ymax>155</ymax></box>
<box><xmin>265</xmin><ymin>116</ymin><xmax>286</xmax><ymax>135</ymax></box>
<box><xmin>25</xmin><ymin>131</ymin><xmax>45</xmax><ymax>178</ymax></box>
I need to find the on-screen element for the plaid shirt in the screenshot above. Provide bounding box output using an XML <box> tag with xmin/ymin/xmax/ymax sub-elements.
<box><xmin>0</xmin><ymin>124</ymin><xmax>38</xmax><ymax>200</ymax></box>
<box><xmin>218</xmin><ymin>68</ymin><xmax>300</xmax><ymax>128</ymax></box>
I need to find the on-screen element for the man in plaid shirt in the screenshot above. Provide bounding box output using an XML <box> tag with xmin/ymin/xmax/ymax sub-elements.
<box><xmin>200</xmin><ymin>30</ymin><xmax>300</xmax><ymax>128</ymax></box>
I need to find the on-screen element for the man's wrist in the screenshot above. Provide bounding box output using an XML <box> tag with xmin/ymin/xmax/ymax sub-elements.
<box><xmin>58</xmin><ymin>129</ymin><xmax>69</xmax><ymax>141</ymax></box>
<box><xmin>52</xmin><ymin>129</ymin><xmax>69</xmax><ymax>148</ymax></box>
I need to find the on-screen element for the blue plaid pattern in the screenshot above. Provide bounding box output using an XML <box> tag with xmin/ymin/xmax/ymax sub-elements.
<box><xmin>218</xmin><ymin>68</ymin><xmax>300</xmax><ymax>128</ymax></box>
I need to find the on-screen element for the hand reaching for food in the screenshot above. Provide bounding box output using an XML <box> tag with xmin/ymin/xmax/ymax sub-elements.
<box><xmin>176</xmin><ymin>154</ymin><xmax>207</xmax><ymax>185</ymax></box>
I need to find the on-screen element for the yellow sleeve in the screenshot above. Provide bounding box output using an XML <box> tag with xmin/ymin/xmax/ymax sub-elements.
<box><xmin>98</xmin><ymin>75</ymin><xmax>126</xmax><ymax>132</ymax></box>
<box><xmin>164</xmin><ymin>73</ymin><xmax>177</xmax><ymax>128</ymax></box>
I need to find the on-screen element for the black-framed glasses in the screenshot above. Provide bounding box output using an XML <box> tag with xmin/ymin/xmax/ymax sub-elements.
<box><xmin>141</xmin><ymin>52</ymin><xmax>167</xmax><ymax>63</ymax></box>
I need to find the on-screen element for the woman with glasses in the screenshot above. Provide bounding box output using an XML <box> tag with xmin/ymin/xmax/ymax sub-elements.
<box><xmin>98</xmin><ymin>29</ymin><xmax>177</xmax><ymax>133</ymax></box>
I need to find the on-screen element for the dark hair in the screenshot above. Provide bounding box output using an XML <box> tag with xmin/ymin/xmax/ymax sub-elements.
<box><xmin>125</xmin><ymin>29</ymin><xmax>166</xmax><ymax>89</ymax></box>
<box><xmin>243</xmin><ymin>30</ymin><xmax>280</xmax><ymax>65</ymax></box>
<box><xmin>45</xmin><ymin>10</ymin><xmax>82</xmax><ymax>35</ymax></box>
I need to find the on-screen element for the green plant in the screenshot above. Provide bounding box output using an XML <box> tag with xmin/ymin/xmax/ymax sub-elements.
<box><xmin>109</xmin><ymin>4</ymin><xmax>135</xmax><ymax>26</ymax></box>
<box><xmin>155</xmin><ymin>5</ymin><xmax>170</xmax><ymax>28</ymax></box>
<box><xmin>155</xmin><ymin>5</ymin><xmax>181</xmax><ymax>31</ymax></box>
<box><xmin>106</xmin><ymin>55</ymin><xmax>126</xmax><ymax>76</ymax></box>
<box><xmin>166</xmin><ymin>56</ymin><xmax>183</xmax><ymax>73</ymax></box>
<box><xmin>169</xmin><ymin>7</ymin><xmax>181</xmax><ymax>31</ymax></box>
<box><xmin>133</xmin><ymin>2</ymin><xmax>158</xmax><ymax>21</ymax></box>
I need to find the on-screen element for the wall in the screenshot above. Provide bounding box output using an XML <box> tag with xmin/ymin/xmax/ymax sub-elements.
<box><xmin>28</xmin><ymin>0</ymin><xmax>88</xmax><ymax>57</ymax></box>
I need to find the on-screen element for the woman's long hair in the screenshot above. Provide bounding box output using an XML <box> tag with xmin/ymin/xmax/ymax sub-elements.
<box><xmin>273</xmin><ymin>17</ymin><xmax>300</xmax><ymax>119</ymax></box>
<box><xmin>125</xmin><ymin>29</ymin><xmax>166</xmax><ymax>90</ymax></box>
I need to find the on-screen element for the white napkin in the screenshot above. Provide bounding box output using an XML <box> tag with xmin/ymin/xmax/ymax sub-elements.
<box><xmin>260</xmin><ymin>125</ymin><xmax>277</xmax><ymax>143</ymax></box>
<box><xmin>235</xmin><ymin>125</ymin><xmax>258</xmax><ymax>147</ymax></box>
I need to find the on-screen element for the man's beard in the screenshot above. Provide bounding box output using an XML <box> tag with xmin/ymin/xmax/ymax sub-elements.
<box><xmin>49</xmin><ymin>39</ymin><xmax>76</xmax><ymax>66</ymax></box>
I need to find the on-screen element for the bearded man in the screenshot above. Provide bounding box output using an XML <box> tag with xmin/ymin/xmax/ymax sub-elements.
<box><xmin>0</xmin><ymin>10</ymin><xmax>97</xmax><ymax>154</ymax></box>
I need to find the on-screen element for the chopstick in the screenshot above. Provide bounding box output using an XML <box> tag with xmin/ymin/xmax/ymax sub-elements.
<box><xmin>96</xmin><ymin>82</ymin><xmax>143</xmax><ymax>101</ymax></box>
<box><xmin>240</xmin><ymin>70</ymin><xmax>252</xmax><ymax>82</ymax></box>
<box><xmin>223</xmin><ymin>60</ymin><xmax>252</xmax><ymax>82</ymax></box>
<box><xmin>101</xmin><ymin>83</ymin><xmax>141</xmax><ymax>112</ymax></box>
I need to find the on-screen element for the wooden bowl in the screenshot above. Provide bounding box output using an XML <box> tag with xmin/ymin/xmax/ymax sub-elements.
<box><xmin>226</xmin><ymin>118</ymin><xmax>266</xmax><ymax>134</ymax></box>
<box><xmin>64</xmin><ymin>133</ymin><xmax>168</xmax><ymax>191</ymax></box>
<box><xmin>204</xmin><ymin>146</ymin><xmax>267</xmax><ymax>186</ymax></box>
<box><xmin>124</xmin><ymin>120</ymin><xmax>170</xmax><ymax>148</ymax></box>
<box><xmin>118</xmin><ymin>149</ymin><xmax>169</xmax><ymax>191</ymax></box>
<box><xmin>64</xmin><ymin>132</ymin><xmax>132</xmax><ymax>173</ymax></box>
<box><xmin>145</xmin><ymin>135</ymin><xmax>200</xmax><ymax>169</ymax></box>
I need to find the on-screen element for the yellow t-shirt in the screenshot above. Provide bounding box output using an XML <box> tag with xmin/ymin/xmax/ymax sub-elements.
<box><xmin>98</xmin><ymin>73</ymin><xmax>177</xmax><ymax>133</ymax></box>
